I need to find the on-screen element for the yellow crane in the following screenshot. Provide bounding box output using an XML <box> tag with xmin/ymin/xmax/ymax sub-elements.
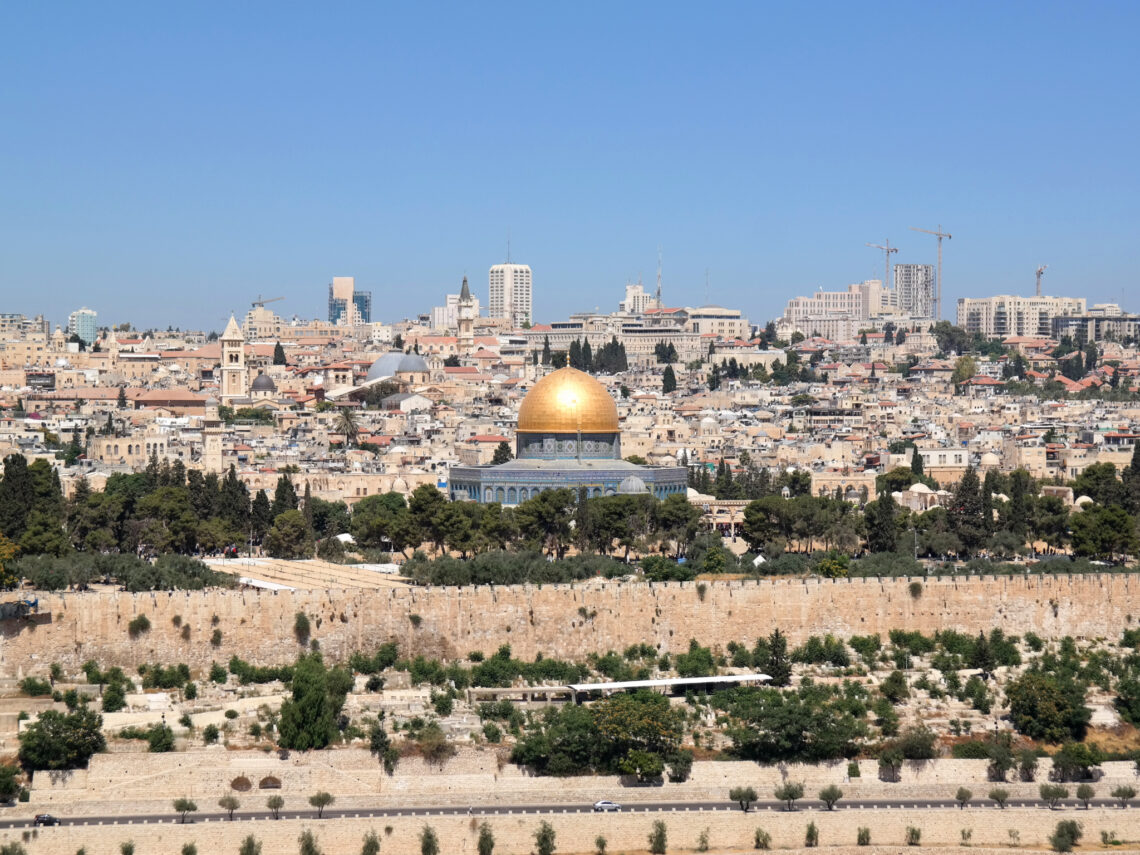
<box><xmin>1036</xmin><ymin>264</ymin><xmax>1048</xmax><ymax>297</ymax></box>
<box><xmin>865</xmin><ymin>239</ymin><xmax>899</xmax><ymax>294</ymax></box>
<box><xmin>909</xmin><ymin>225</ymin><xmax>952</xmax><ymax>320</ymax></box>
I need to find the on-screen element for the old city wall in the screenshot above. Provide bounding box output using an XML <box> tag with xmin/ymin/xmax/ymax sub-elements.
<box><xmin>3</xmin><ymin>574</ymin><xmax>1138</xmax><ymax>675</ymax></box>
<box><xmin>5</xmin><ymin>809</ymin><xmax>1140</xmax><ymax>855</ymax></box>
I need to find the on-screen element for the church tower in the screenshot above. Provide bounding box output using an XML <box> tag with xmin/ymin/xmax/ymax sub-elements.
<box><xmin>202</xmin><ymin>397</ymin><xmax>223</xmax><ymax>473</ymax></box>
<box><xmin>219</xmin><ymin>315</ymin><xmax>248</xmax><ymax>404</ymax></box>
<box><xmin>457</xmin><ymin>276</ymin><xmax>475</xmax><ymax>355</ymax></box>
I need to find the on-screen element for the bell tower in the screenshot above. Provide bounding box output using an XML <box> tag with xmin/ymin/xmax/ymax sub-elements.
<box><xmin>202</xmin><ymin>397</ymin><xmax>223</xmax><ymax>473</ymax></box>
<box><xmin>457</xmin><ymin>276</ymin><xmax>475</xmax><ymax>355</ymax></box>
<box><xmin>219</xmin><ymin>315</ymin><xmax>247</xmax><ymax>404</ymax></box>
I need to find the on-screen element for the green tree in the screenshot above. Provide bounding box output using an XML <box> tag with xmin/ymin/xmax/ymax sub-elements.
<box><xmin>951</xmin><ymin>355</ymin><xmax>977</xmax><ymax>384</ymax></box>
<box><xmin>266</xmin><ymin>794</ymin><xmax>284</xmax><ymax>819</ymax></box>
<box><xmin>864</xmin><ymin>493</ymin><xmax>898</xmax><ymax>553</ymax></box>
<box><xmin>819</xmin><ymin>784</ymin><xmax>843</xmax><ymax>810</ymax></box>
<box><xmin>949</xmin><ymin>468</ymin><xmax>987</xmax><ymax>558</ymax></box>
<box><xmin>308</xmin><ymin>791</ymin><xmax>334</xmax><ymax>818</ymax></box>
<box><xmin>1039</xmin><ymin>783</ymin><xmax>1069</xmax><ymax>809</ymax></box>
<box><xmin>648</xmin><ymin>820</ymin><xmax>667</xmax><ymax>854</ymax></box>
<box><xmin>334</xmin><ymin>409</ymin><xmax>359</xmax><ymax>449</ymax></box>
<box><xmin>420</xmin><ymin>826</ymin><xmax>439</xmax><ymax>855</ymax></box>
<box><xmin>662</xmin><ymin>365</ymin><xmax>677</xmax><ymax>394</ymax></box>
<box><xmin>1006</xmin><ymin>671</ymin><xmax>1091</xmax><ymax>743</ymax></box>
<box><xmin>955</xmin><ymin>786</ymin><xmax>972</xmax><ymax>808</ymax></box>
<box><xmin>477</xmin><ymin>822</ymin><xmax>495</xmax><ymax>855</ymax></box>
<box><xmin>774</xmin><ymin>781</ymin><xmax>805</xmax><ymax>810</ymax></box>
<box><xmin>17</xmin><ymin>708</ymin><xmax>105</xmax><ymax>770</ymax></box>
<box><xmin>534</xmin><ymin>820</ymin><xmax>557</xmax><ymax>855</ymax></box>
<box><xmin>264</xmin><ymin>510</ymin><xmax>315</xmax><ymax>559</ymax></box>
<box><xmin>173</xmin><ymin>797</ymin><xmax>198</xmax><ymax>823</ymax></box>
<box><xmin>278</xmin><ymin>653</ymin><xmax>341</xmax><ymax>750</ymax></box>
<box><xmin>1048</xmin><ymin>819</ymin><xmax>1082</xmax><ymax>853</ymax></box>
<box><xmin>299</xmin><ymin>830</ymin><xmax>322</xmax><ymax>855</ymax></box>
<box><xmin>1075</xmin><ymin>783</ymin><xmax>1095</xmax><ymax>808</ymax></box>
<box><xmin>491</xmin><ymin>442</ymin><xmax>513</xmax><ymax>465</ymax></box>
<box><xmin>1111</xmin><ymin>784</ymin><xmax>1136</xmax><ymax>807</ymax></box>
<box><xmin>239</xmin><ymin>835</ymin><xmax>263</xmax><ymax>855</ymax></box>
<box><xmin>271</xmin><ymin>475</ymin><xmax>298</xmax><ymax>518</ymax></box>
<box><xmin>730</xmin><ymin>785</ymin><xmax>758</xmax><ymax>811</ymax></box>
<box><xmin>218</xmin><ymin>794</ymin><xmax>239</xmax><ymax>820</ymax></box>
<box><xmin>0</xmin><ymin>764</ymin><xmax>20</xmax><ymax>802</ymax></box>
<box><xmin>0</xmin><ymin>454</ymin><xmax>34</xmax><ymax>541</ymax></box>
<box><xmin>273</xmin><ymin>341</ymin><xmax>286</xmax><ymax>365</ymax></box>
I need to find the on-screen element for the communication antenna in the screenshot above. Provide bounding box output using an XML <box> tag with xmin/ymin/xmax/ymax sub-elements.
<box><xmin>506</xmin><ymin>231</ymin><xmax>511</xmax><ymax>264</ymax></box>
<box><xmin>705</xmin><ymin>268</ymin><xmax>710</xmax><ymax>305</ymax></box>
<box><xmin>1036</xmin><ymin>264</ymin><xmax>1048</xmax><ymax>297</ymax></box>
<box><xmin>656</xmin><ymin>247</ymin><xmax>662</xmax><ymax>306</ymax></box>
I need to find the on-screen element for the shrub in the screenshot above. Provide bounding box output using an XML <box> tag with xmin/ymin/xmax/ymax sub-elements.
<box><xmin>805</xmin><ymin>821</ymin><xmax>819</xmax><ymax>847</ymax></box>
<box><xmin>294</xmin><ymin>612</ymin><xmax>311</xmax><ymax>643</ymax></box>
<box><xmin>120</xmin><ymin>843</ymin><xmax>135</xmax><ymax>855</ymax></box>
<box><xmin>298</xmin><ymin>830</ymin><xmax>321</xmax><ymax>855</ymax></box>
<box><xmin>648</xmin><ymin>819</ymin><xmax>667</xmax><ymax>855</ymax></box>
<box><xmin>753</xmin><ymin>827</ymin><xmax>771</xmax><ymax>850</ymax></box>
<box><xmin>856</xmin><ymin>827</ymin><xmax>871</xmax><ymax>846</ymax></box>
<box><xmin>225</xmin><ymin>709</ymin><xmax>239</xmax><ymax>720</ymax></box>
<box><xmin>476</xmin><ymin>823</ymin><xmax>494</xmax><ymax>855</ymax></box>
<box><xmin>203</xmin><ymin>724</ymin><xmax>219</xmax><ymax>744</ymax></box>
<box><xmin>534</xmin><ymin>821</ymin><xmax>556</xmax><ymax>855</ymax></box>
<box><xmin>1048</xmin><ymin>819</ymin><xmax>1082</xmax><ymax>852</ymax></box>
<box><xmin>127</xmin><ymin>615</ymin><xmax>151</xmax><ymax>638</ymax></box>
<box><xmin>239</xmin><ymin>836</ymin><xmax>262</xmax><ymax>855</ymax></box>
<box><xmin>184</xmin><ymin>682</ymin><xmax>197</xmax><ymax>700</ymax></box>
<box><xmin>905</xmin><ymin>826</ymin><xmax>921</xmax><ymax>846</ymax></box>
<box><xmin>211</xmin><ymin>628</ymin><xmax>223</xmax><ymax>647</ymax></box>
<box><xmin>19</xmin><ymin>677</ymin><xmax>52</xmax><ymax>697</ymax></box>
<box><xmin>420</xmin><ymin>826</ymin><xmax>439</xmax><ymax>855</ymax></box>
<box><xmin>181</xmin><ymin>846</ymin><xmax>197</xmax><ymax>855</ymax></box>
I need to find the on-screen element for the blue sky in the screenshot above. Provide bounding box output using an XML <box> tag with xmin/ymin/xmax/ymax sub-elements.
<box><xmin>2</xmin><ymin>2</ymin><xmax>1138</xmax><ymax>332</ymax></box>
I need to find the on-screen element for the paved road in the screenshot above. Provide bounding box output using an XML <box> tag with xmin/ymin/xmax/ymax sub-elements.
<box><xmin>4</xmin><ymin>797</ymin><xmax>1135</xmax><ymax>829</ymax></box>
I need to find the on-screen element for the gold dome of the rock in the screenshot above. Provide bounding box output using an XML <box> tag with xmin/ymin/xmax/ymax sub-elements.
<box><xmin>517</xmin><ymin>367</ymin><xmax>619</xmax><ymax>434</ymax></box>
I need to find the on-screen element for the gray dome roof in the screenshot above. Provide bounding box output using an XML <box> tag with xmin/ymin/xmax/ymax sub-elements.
<box><xmin>617</xmin><ymin>475</ymin><xmax>649</xmax><ymax>495</ymax></box>
<box><xmin>251</xmin><ymin>373</ymin><xmax>277</xmax><ymax>392</ymax></box>
<box><xmin>366</xmin><ymin>350</ymin><xmax>430</xmax><ymax>382</ymax></box>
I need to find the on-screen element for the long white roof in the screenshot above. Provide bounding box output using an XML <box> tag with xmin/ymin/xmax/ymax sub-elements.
<box><xmin>567</xmin><ymin>673</ymin><xmax>771</xmax><ymax>693</ymax></box>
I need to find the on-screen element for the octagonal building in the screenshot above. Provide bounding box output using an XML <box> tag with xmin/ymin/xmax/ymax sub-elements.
<box><xmin>449</xmin><ymin>366</ymin><xmax>687</xmax><ymax>505</ymax></box>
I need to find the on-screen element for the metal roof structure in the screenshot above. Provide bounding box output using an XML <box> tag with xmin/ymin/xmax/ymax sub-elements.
<box><xmin>567</xmin><ymin>673</ymin><xmax>771</xmax><ymax>694</ymax></box>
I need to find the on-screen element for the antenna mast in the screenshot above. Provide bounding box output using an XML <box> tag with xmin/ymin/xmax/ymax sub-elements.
<box><xmin>656</xmin><ymin>247</ymin><xmax>662</xmax><ymax>307</ymax></box>
<box><xmin>1036</xmin><ymin>264</ymin><xmax>1048</xmax><ymax>297</ymax></box>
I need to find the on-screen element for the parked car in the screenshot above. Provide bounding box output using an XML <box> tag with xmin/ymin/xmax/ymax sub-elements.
<box><xmin>592</xmin><ymin>800</ymin><xmax>621</xmax><ymax>812</ymax></box>
<box><xmin>33</xmin><ymin>814</ymin><xmax>60</xmax><ymax>826</ymax></box>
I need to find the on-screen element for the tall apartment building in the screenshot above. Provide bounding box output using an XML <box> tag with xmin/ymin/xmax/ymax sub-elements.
<box><xmin>957</xmin><ymin>294</ymin><xmax>1087</xmax><ymax>338</ymax></box>
<box><xmin>327</xmin><ymin>276</ymin><xmax>372</xmax><ymax>325</ymax></box>
<box><xmin>67</xmin><ymin>307</ymin><xmax>98</xmax><ymax>346</ymax></box>
<box><xmin>894</xmin><ymin>264</ymin><xmax>935</xmax><ymax>319</ymax></box>
<box><xmin>489</xmin><ymin>263</ymin><xmax>532</xmax><ymax>328</ymax></box>
<box><xmin>620</xmin><ymin>282</ymin><xmax>659</xmax><ymax>315</ymax></box>
<box><xmin>430</xmin><ymin>291</ymin><xmax>481</xmax><ymax>330</ymax></box>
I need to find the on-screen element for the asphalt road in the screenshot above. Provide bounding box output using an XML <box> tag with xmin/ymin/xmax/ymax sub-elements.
<box><xmin>3</xmin><ymin>797</ymin><xmax>1136</xmax><ymax>829</ymax></box>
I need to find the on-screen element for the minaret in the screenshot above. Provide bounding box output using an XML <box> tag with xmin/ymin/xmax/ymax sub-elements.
<box><xmin>219</xmin><ymin>315</ymin><xmax>247</xmax><ymax>404</ymax></box>
<box><xmin>457</xmin><ymin>276</ymin><xmax>475</xmax><ymax>355</ymax></box>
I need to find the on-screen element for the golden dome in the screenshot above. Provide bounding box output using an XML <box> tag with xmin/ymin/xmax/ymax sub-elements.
<box><xmin>517</xmin><ymin>367</ymin><xmax>619</xmax><ymax>434</ymax></box>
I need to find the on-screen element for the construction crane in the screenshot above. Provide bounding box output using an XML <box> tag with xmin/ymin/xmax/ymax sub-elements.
<box><xmin>865</xmin><ymin>239</ymin><xmax>899</xmax><ymax>295</ymax></box>
<box><xmin>909</xmin><ymin>225</ymin><xmax>952</xmax><ymax>321</ymax></box>
<box><xmin>251</xmin><ymin>295</ymin><xmax>284</xmax><ymax>309</ymax></box>
<box><xmin>1036</xmin><ymin>264</ymin><xmax>1048</xmax><ymax>297</ymax></box>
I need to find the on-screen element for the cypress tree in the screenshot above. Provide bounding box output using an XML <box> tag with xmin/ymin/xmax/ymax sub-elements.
<box><xmin>662</xmin><ymin>365</ymin><xmax>677</xmax><ymax>394</ymax></box>
<box><xmin>541</xmin><ymin>336</ymin><xmax>552</xmax><ymax>365</ymax></box>
<box><xmin>272</xmin><ymin>475</ymin><xmax>298</xmax><ymax>519</ymax></box>
<box><xmin>0</xmin><ymin>454</ymin><xmax>34</xmax><ymax>540</ymax></box>
<box><xmin>273</xmin><ymin>341</ymin><xmax>286</xmax><ymax>365</ymax></box>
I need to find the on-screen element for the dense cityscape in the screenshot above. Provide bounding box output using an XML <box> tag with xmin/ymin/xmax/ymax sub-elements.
<box><xmin>5</xmin><ymin>3</ymin><xmax>1140</xmax><ymax>854</ymax></box>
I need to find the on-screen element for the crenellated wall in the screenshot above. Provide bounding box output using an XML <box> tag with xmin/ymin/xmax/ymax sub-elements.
<box><xmin>3</xmin><ymin>574</ymin><xmax>1136</xmax><ymax>676</ymax></box>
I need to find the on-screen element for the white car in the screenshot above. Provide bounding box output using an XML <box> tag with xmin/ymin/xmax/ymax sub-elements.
<box><xmin>592</xmin><ymin>800</ymin><xmax>621</xmax><ymax>812</ymax></box>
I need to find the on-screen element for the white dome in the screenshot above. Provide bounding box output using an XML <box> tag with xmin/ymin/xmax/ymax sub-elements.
<box><xmin>366</xmin><ymin>351</ymin><xmax>429</xmax><ymax>382</ymax></box>
<box><xmin>617</xmin><ymin>475</ymin><xmax>649</xmax><ymax>495</ymax></box>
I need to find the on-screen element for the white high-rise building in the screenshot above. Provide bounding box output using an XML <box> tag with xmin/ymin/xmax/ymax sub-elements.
<box><xmin>620</xmin><ymin>282</ymin><xmax>659</xmax><ymax>315</ymax></box>
<box><xmin>489</xmin><ymin>263</ymin><xmax>532</xmax><ymax>328</ymax></box>
<box><xmin>894</xmin><ymin>264</ymin><xmax>935</xmax><ymax>319</ymax></box>
<box><xmin>67</xmin><ymin>307</ymin><xmax>98</xmax><ymax>346</ymax></box>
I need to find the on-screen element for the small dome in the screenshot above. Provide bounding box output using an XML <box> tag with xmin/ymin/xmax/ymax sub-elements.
<box><xmin>980</xmin><ymin>452</ymin><xmax>1000</xmax><ymax>466</ymax></box>
<box><xmin>205</xmin><ymin>396</ymin><xmax>218</xmax><ymax>407</ymax></box>
<box><xmin>908</xmin><ymin>482</ymin><xmax>933</xmax><ymax>494</ymax></box>
<box><xmin>366</xmin><ymin>350</ymin><xmax>429</xmax><ymax>382</ymax></box>
<box><xmin>251</xmin><ymin>373</ymin><xmax>277</xmax><ymax>393</ymax></box>
<box><xmin>618</xmin><ymin>475</ymin><xmax>648</xmax><ymax>495</ymax></box>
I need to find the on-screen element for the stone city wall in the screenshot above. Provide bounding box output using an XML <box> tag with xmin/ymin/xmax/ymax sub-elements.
<box><xmin>4</xmin><ymin>808</ymin><xmax>1139</xmax><ymax>855</ymax></box>
<box><xmin>23</xmin><ymin>748</ymin><xmax>1140</xmax><ymax>813</ymax></box>
<box><xmin>3</xmin><ymin>574</ymin><xmax>1137</xmax><ymax>676</ymax></box>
